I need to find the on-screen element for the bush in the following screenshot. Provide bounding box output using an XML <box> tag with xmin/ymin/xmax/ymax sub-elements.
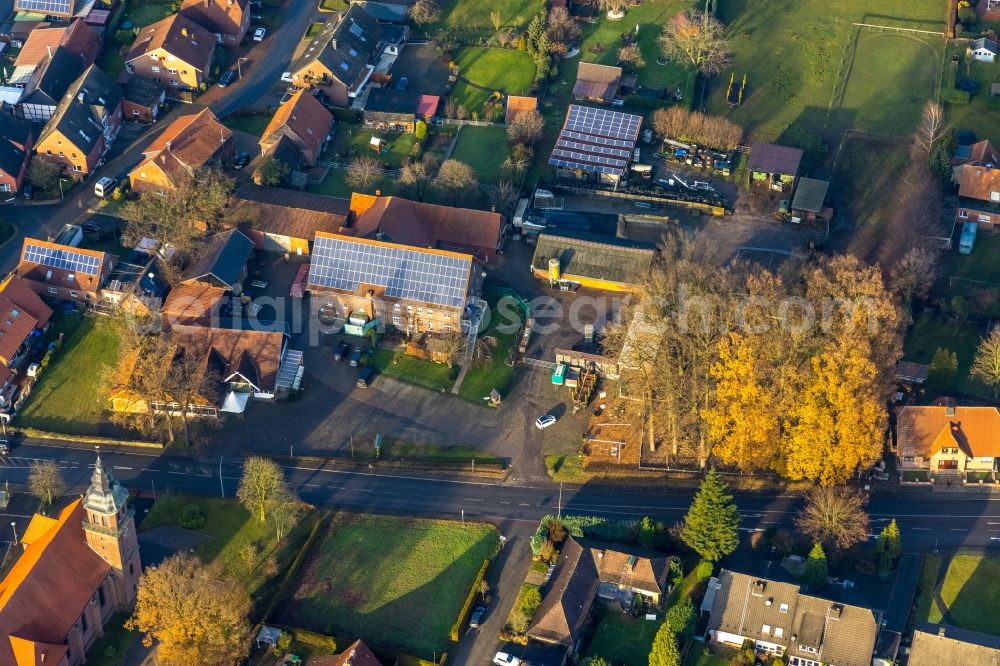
<box><xmin>941</xmin><ymin>87</ymin><xmax>971</xmax><ymax>104</ymax></box>
<box><xmin>450</xmin><ymin>559</ymin><xmax>489</xmax><ymax>641</ymax></box>
<box><xmin>178</xmin><ymin>504</ymin><xmax>206</xmax><ymax>529</ymax></box>
<box><xmin>291</xmin><ymin>628</ymin><xmax>337</xmax><ymax>651</ymax></box>
<box><xmin>695</xmin><ymin>560</ymin><xmax>714</xmax><ymax>580</ymax></box>
<box><xmin>104</xmin><ymin>645</ymin><xmax>118</xmax><ymax>658</ymax></box>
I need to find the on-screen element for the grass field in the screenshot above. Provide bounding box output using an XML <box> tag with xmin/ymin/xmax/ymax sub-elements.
<box><xmin>709</xmin><ymin>0</ymin><xmax>945</xmax><ymax>142</ymax></box>
<box><xmin>370</xmin><ymin>349</ymin><xmax>455</xmax><ymax>392</ymax></box>
<box><xmin>938</xmin><ymin>227</ymin><xmax>1000</xmax><ymax>285</ymax></box>
<box><xmin>330</xmin><ymin>129</ymin><xmax>417</xmax><ymax>167</ymax></box>
<box><xmin>224</xmin><ymin>113</ymin><xmax>273</xmax><ymax>137</ymax></box>
<box><xmin>19</xmin><ymin>317</ymin><xmax>121</xmax><ymax>435</ymax></box>
<box><xmin>380</xmin><ymin>439</ymin><xmax>503</xmax><ymax>465</ymax></box>
<box><xmin>450</xmin><ymin>126</ymin><xmax>511</xmax><ymax>183</ymax></box>
<box><xmin>944</xmin><ymin>40</ymin><xmax>1000</xmax><ymax>146</ymax></box>
<box><xmin>457</xmin><ymin>290</ymin><xmax>523</xmax><ymax>402</ymax></box>
<box><xmin>142</xmin><ymin>495</ymin><xmax>310</xmax><ymax>606</ymax></box>
<box><xmin>903</xmin><ymin>314</ymin><xmax>989</xmax><ymax>398</ymax></box>
<box><xmin>585</xmin><ymin>611</ymin><xmax>661</xmax><ymax>665</ymax></box>
<box><xmin>276</xmin><ymin>514</ymin><xmax>498</xmax><ymax>654</ymax></box>
<box><xmin>916</xmin><ymin>554</ymin><xmax>1000</xmax><ymax>635</ymax></box>
<box><xmin>452</xmin><ymin>48</ymin><xmax>536</xmax><ymax>111</ymax></box>
<box><xmin>433</xmin><ymin>0</ymin><xmax>545</xmax><ymax>32</ymax></box>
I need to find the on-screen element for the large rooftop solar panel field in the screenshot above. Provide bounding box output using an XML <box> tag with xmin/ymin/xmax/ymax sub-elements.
<box><xmin>22</xmin><ymin>242</ymin><xmax>101</xmax><ymax>276</ymax></box>
<box><xmin>549</xmin><ymin>104</ymin><xmax>643</xmax><ymax>176</ymax></box>
<box><xmin>307</xmin><ymin>235</ymin><xmax>472</xmax><ymax>309</ymax></box>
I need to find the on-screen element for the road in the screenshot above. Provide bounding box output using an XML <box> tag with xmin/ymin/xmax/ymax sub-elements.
<box><xmin>0</xmin><ymin>0</ymin><xmax>317</xmax><ymax>275</ymax></box>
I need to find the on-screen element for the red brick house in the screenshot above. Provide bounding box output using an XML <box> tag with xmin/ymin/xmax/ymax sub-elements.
<box><xmin>15</xmin><ymin>238</ymin><xmax>116</xmax><ymax>303</ymax></box>
<box><xmin>180</xmin><ymin>0</ymin><xmax>252</xmax><ymax>46</ymax></box>
<box><xmin>0</xmin><ymin>115</ymin><xmax>34</xmax><ymax>196</ymax></box>
<box><xmin>955</xmin><ymin>164</ymin><xmax>1000</xmax><ymax>230</ymax></box>
<box><xmin>259</xmin><ymin>89</ymin><xmax>334</xmax><ymax>168</ymax></box>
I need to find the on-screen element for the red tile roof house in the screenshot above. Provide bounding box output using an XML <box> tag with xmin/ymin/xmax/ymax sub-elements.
<box><xmin>15</xmin><ymin>238</ymin><xmax>117</xmax><ymax>304</ymax></box>
<box><xmin>128</xmin><ymin>108</ymin><xmax>235</xmax><ymax>193</ymax></box>
<box><xmin>954</xmin><ymin>163</ymin><xmax>1000</xmax><ymax>231</ymax></box>
<box><xmin>896</xmin><ymin>399</ymin><xmax>1000</xmax><ymax>481</ymax></box>
<box><xmin>0</xmin><ymin>275</ymin><xmax>52</xmax><ymax>391</ymax></box>
<box><xmin>0</xmin><ymin>455</ymin><xmax>141</xmax><ymax>666</ymax></box>
<box><xmin>0</xmin><ymin>115</ymin><xmax>34</xmax><ymax>196</ymax></box>
<box><xmin>259</xmin><ymin>89</ymin><xmax>334</xmax><ymax>169</ymax></box>
<box><xmin>179</xmin><ymin>0</ymin><xmax>252</xmax><ymax>46</ymax></box>
<box><xmin>124</xmin><ymin>13</ymin><xmax>216</xmax><ymax>91</ymax></box>
<box><xmin>346</xmin><ymin>192</ymin><xmax>505</xmax><ymax>263</ymax></box>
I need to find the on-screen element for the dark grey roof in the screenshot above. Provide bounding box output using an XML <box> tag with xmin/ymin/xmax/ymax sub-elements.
<box><xmin>747</xmin><ymin>142</ymin><xmax>803</xmax><ymax>176</ymax></box>
<box><xmin>532</xmin><ymin>228</ymin><xmax>655</xmax><ymax>284</ymax></box>
<box><xmin>0</xmin><ymin>115</ymin><xmax>32</xmax><ymax>178</ymax></box>
<box><xmin>971</xmin><ymin>37</ymin><xmax>999</xmax><ymax>54</ymax></box>
<box><xmin>235</xmin><ymin>183</ymin><xmax>351</xmax><ymax>216</ymax></box>
<box><xmin>790</xmin><ymin>177</ymin><xmax>829</xmax><ymax>213</ymax></box>
<box><xmin>39</xmin><ymin>64</ymin><xmax>123</xmax><ymax>154</ymax></box>
<box><xmin>291</xmin><ymin>5</ymin><xmax>383</xmax><ymax>88</ymax></box>
<box><xmin>364</xmin><ymin>87</ymin><xmax>421</xmax><ymax>114</ymax></box>
<box><xmin>123</xmin><ymin>75</ymin><xmax>165</xmax><ymax>107</ymax></box>
<box><xmin>182</xmin><ymin>229</ymin><xmax>254</xmax><ymax>287</ymax></box>
<box><xmin>22</xmin><ymin>46</ymin><xmax>83</xmax><ymax>107</ymax></box>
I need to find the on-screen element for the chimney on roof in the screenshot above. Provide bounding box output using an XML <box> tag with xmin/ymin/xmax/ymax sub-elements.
<box><xmin>47</xmin><ymin>44</ymin><xmax>52</xmax><ymax>58</ymax></box>
<box><xmin>375</xmin><ymin>189</ymin><xmax>381</xmax><ymax>196</ymax></box>
<box><xmin>181</xmin><ymin>27</ymin><xmax>189</xmax><ymax>37</ymax></box>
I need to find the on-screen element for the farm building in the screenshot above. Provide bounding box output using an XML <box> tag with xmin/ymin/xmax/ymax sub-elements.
<box><xmin>969</xmin><ymin>37</ymin><xmax>998</xmax><ymax>63</ymax></box>
<box><xmin>233</xmin><ymin>184</ymin><xmax>350</xmax><ymax>256</ymax></box>
<box><xmin>748</xmin><ymin>142</ymin><xmax>802</xmax><ymax>192</ymax></box>
<box><xmin>572</xmin><ymin>62</ymin><xmax>622</xmax><ymax>104</ymax></box>
<box><xmin>363</xmin><ymin>88</ymin><xmax>424</xmax><ymax>132</ymax></box>
<box><xmin>549</xmin><ymin>105</ymin><xmax>642</xmax><ymax>185</ymax></box>
<box><xmin>531</xmin><ymin>228</ymin><xmax>655</xmax><ymax>292</ymax></box>
<box><xmin>789</xmin><ymin>177</ymin><xmax>830</xmax><ymax>222</ymax></box>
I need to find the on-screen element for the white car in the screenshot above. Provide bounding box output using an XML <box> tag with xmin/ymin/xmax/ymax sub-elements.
<box><xmin>535</xmin><ymin>414</ymin><xmax>557</xmax><ymax>430</ymax></box>
<box><xmin>253</xmin><ymin>27</ymin><xmax>266</xmax><ymax>41</ymax></box>
<box><xmin>281</xmin><ymin>71</ymin><xmax>293</xmax><ymax>83</ymax></box>
<box><xmin>493</xmin><ymin>653</ymin><xmax>521</xmax><ymax>666</ymax></box>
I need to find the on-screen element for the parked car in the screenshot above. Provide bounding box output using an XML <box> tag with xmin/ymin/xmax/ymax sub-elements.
<box><xmin>333</xmin><ymin>341</ymin><xmax>350</xmax><ymax>361</ymax></box>
<box><xmin>94</xmin><ymin>176</ymin><xmax>117</xmax><ymax>198</ymax></box>
<box><xmin>349</xmin><ymin>347</ymin><xmax>362</xmax><ymax>367</ymax></box>
<box><xmin>253</xmin><ymin>27</ymin><xmax>266</xmax><ymax>41</ymax></box>
<box><xmin>217</xmin><ymin>69</ymin><xmax>237</xmax><ymax>87</ymax></box>
<box><xmin>535</xmin><ymin>414</ymin><xmax>557</xmax><ymax>429</ymax></box>
<box><xmin>0</xmin><ymin>440</ymin><xmax>9</xmax><ymax>455</ymax></box>
<box><xmin>82</xmin><ymin>219</ymin><xmax>100</xmax><ymax>234</ymax></box>
<box><xmin>233</xmin><ymin>152</ymin><xmax>250</xmax><ymax>169</ymax></box>
<box><xmin>960</xmin><ymin>220</ymin><xmax>978</xmax><ymax>255</ymax></box>
<box><xmin>469</xmin><ymin>606</ymin><xmax>487</xmax><ymax>629</ymax></box>
<box><xmin>493</xmin><ymin>653</ymin><xmax>521</xmax><ymax>666</ymax></box>
<box><xmin>356</xmin><ymin>367</ymin><xmax>376</xmax><ymax>388</ymax></box>
<box><xmin>281</xmin><ymin>71</ymin><xmax>293</xmax><ymax>83</ymax></box>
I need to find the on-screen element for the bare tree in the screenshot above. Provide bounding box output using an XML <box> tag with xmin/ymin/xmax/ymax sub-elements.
<box><xmin>492</xmin><ymin>180</ymin><xmax>519</xmax><ymax>212</ymax></box>
<box><xmin>345</xmin><ymin>155</ymin><xmax>383</xmax><ymax>192</ymax></box>
<box><xmin>506</xmin><ymin>109</ymin><xmax>544</xmax><ymax>147</ymax></box>
<box><xmin>972</xmin><ymin>326</ymin><xmax>1000</xmax><ymax>398</ymax></box>
<box><xmin>889</xmin><ymin>247</ymin><xmax>937</xmax><ymax>304</ymax></box>
<box><xmin>503</xmin><ymin>144</ymin><xmax>534</xmax><ymax>178</ymax></box>
<box><xmin>652</xmin><ymin>107</ymin><xmax>741</xmax><ymax>149</ymax></box>
<box><xmin>796</xmin><ymin>486</ymin><xmax>870</xmax><ymax>552</ymax></box>
<box><xmin>237</xmin><ymin>457</ymin><xmax>289</xmax><ymax>523</ymax></box>
<box><xmin>434</xmin><ymin>159</ymin><xmax>478</xmax><ymax>204</ymax></box>
<box><xmin>408</xmin><ymin>0</ymin><xmax>440</xmax><ymax>25</ymax></box>
<box><xmin>29</xmin><ymin>460</ymin><xmax>65</xmax><ymax>506</ymax></box>
<box><xmin>617</xmin><ymin>44</ymin><xmax>646</xmax><ymax>69</ymax></box>
<box><xmin>598</xmin><ymin>0</ymin><xmax>628</xmax><ymax>16</ymax></box>
<box><xmin>399</xmin><ymin>160</ymin><xmax>434</xmax><ymax>201</ymax></box>
<box><xmin>913</xmin><ymin>101</ymin><xmax>948</xmax><ymax>158</ymax></box>
<box><xmin>658</xmin><ymin>10</ymin><xmax>730</xmax><ymax>76</ymax></box>
<box><xmin>27</xmin><ymin>160</ymin><xmax>62</xmax><ymax>191</ymax></box>
<box><xmin>546</xmin><ymin>7</ymin><xmax>581</xmax><ymax>47</ymax></box>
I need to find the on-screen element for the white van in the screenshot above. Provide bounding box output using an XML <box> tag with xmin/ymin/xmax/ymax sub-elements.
<box><xmin>94</xmin><ymin>176</ymin><xmax>117</xmax><ymax>198</ymax></box>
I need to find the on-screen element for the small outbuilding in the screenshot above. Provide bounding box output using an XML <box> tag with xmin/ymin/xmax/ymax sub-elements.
<box><xmin>748</xmin><ymin>142</ymin><xmax>803</xmax><ymax>192</ymax></box>
<box><xmin>969</xmin><ymin>37</ymin><xmax>999</xmax><ymax>63</ymax></box>
<box><xmin>572</xmin><ymin>62</ymin><xmax>622</xmax><ymax>104</ymax></box>
<box><xmin>790</xmin><ymin>177</ymin><xmax>830</xmax><ymax>222</ymax></box>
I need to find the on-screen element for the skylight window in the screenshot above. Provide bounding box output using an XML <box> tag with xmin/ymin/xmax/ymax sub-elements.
<box><xmin>349</xmin><ymin>21</ymin><xmax>363</xmax><ymax>38</ymax></box>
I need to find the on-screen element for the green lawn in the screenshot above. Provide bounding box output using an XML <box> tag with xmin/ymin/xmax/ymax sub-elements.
<box><xmin>916</xmin><ymin>554</ymin><xmax>1000</xmax><ymax>635</ymax></box>
<box><xmin>370</xmin><ymin>349</ymin><xmax>456</xmax><ymax>392</ymax></box>
<box><xmin>902</xmin><ymin>470</ymin><xmax>930</xmax><ymax>482</ymax></box>
<box><xmin>457</xmin><ymin>289</ymin><xmax>524</xmax><ymax>402</ymax></box>
<box><xmin>305</xmin><ymin>21</ymin><xmax>326</xmax><ymax>38</ymax></box>
<box><xmin>545</xmin><ymin>454</ymin><xmax>591</xmax><ymax>483</ymax></box>
<box><xmin>708</xmin><ymin>0</ymin><xmax>945</xmax><ymax>141</ymax></box>
<box><xmin>275</xmin><ymin>514</ymin><xmax>498</xmax><ymax>654</ymax></box>
<box><xmin>84</xmin><ymin>612</ymin><xmax>135</xmax><ymax>666</ymax></box>
<box><xmin>141</xmin><ymin>495</ymin><xmax>310</xmax><ymax>606</ymax></box>
<box><xmin>557</xmin><ymin>0</ymin><xmax>691</xmax><ymax>91</ymax></box>
<box><xmin>450</xmin><ymin>126</ymin><xmax>511</xmax><ymax>183</ymax></box>
<box><xmin>223</xmin><ymin>113</ymin><xmax>272</xmax><ymax>138</ymax></box>
<box><xmin>433</xmin><ymin>0</ymin><xmax>545</xmax><ymax>33</ymax></box>
<box><xmin>329</xmin><ymin>128</ymin><xmax>418</xmax><ymax>167</ymax></box>
<box><xmin>914</xmin><ymin>553</ymin><xmax>942</xmax><ymax>626</ymax></box>
<box><xmin>381</xmin><ymin>439</ymin><xmax>503</xmax><ymax>465</ymax></box>
<box><xmin>585</xmin><ymin>610</ymin><xmax>661</xmax><ymax>666</ymax></box>
<box><xmin>19</xmin><ymin>316</ymin><xmax>121</xmax><ymax>435</ymax></box>
<box><xmin>452</xmin><ymin>48</ymin><xmax>536</xmax><ymax>111</ymax></box>
<box><xmin>124</xmin><ymin>1</ymin><xmax>174</xmax><ymax>28</ymax></box>
<box><xmin>938</xmin><ymin>233</ymin><xmax>1000</xmax><ymax>285</ymax></box>
<box><xmin>903</xmin><ymin>314</ymin><xmax>989</xmax><ymax>398</ymax></box>
<box><xmin>945</xmin><ymin>40</ymin><xmax>1000</xmax><ymax>145</ymax></box>
<box><xmin>683</xmin><ymin>646</ymin><xmax>735</xmax><ymax>666</ymax></box>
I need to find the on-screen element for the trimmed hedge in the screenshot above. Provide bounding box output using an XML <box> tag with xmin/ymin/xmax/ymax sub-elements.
<box><xmin>449</xmin><ymin>559</ymin><xmax>489</xmax><ymax>641</ymax></box>
<box><xmin>290</xmin><ymin>627</ymin><xmax>338</xmax><ymax>651</ymax></box>
<box><xmin>941</xmin><ymin>88</ymin><xmax>971</xmax><ymax>104</ymax></box>
<box><xmin>530</xmin><ymin>515</ymin><xmax>644</xmax><ymax>556</ymax></box>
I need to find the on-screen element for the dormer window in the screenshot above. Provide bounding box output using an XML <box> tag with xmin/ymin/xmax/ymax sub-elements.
<box><xmin>349</xmin><ymin>21</ymin><xmax>363</xmax><ymax>38</ymax></box>
<box><xmin>349</xmin><ymin>47</ymin><xmax>358</xmax><ymax>57</ymax></box>
<box><xmin>340</xmin><ymin>62</ymin><xmax>349</xmax><ymax>72</ymax></box>
<box><xmin>10</xmin><ymin>308</ymin><xmax>18</xmax><ymax>318</ymax></box>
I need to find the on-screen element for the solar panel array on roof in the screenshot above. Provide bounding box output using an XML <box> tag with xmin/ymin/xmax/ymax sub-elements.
<box><xmin>308</xmin><ymin>236</ymin><xmax>471</xmax><ymax>308</ymax></box>
<box><xmin>15</xmin><ymin>0</ymin><xmax>73</xmax><ymax>14</ymax></box>
<box><xmin>23</xmin><ymin>242</ymin><xmax>101</xmax><ymax>275</ymax></box>
<box><xmin>548</xmin><ymin>105</ymin><xmax>643</xmax><ymax>176</ymax></box>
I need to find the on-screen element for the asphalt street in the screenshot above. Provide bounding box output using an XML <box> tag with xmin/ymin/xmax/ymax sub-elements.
<box><xmin>4</xmin><ymin>442</ymin><xmax>1000</xmax><ymax>552</ymax></box>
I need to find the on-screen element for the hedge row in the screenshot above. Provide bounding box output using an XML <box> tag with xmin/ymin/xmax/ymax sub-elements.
<box><xmin>449</xmin><ymin>559</ymin><xmax>489</xmax><ymax>641</ymax></box>
<box><xmin>261</xmin><ymin>513</ymin><xmax>324</xmax><ymax>621</ymax></box>
<box><xmin>530</xmin><ymin>514</ymin><xmax>648</xmax><ymax>556</ymax></box>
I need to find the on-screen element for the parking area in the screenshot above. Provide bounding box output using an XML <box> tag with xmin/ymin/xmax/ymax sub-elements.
<box><xmin>388</xmin><ymin>43</ymin><xmax>452</xmax><ymax>96</ymax></box>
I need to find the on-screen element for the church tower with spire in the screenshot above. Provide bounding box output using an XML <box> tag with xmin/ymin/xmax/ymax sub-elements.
<box><xmin>82</xmin><ymin>452</ymin><xmax>141</xmax><ymax>606</ymax></box>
